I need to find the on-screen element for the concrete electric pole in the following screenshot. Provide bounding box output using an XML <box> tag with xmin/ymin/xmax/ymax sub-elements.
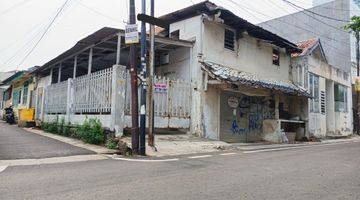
<box><xmin>148</xmin><ymin>0</ymin><xmax>155</xmax><ymax>147</ymax></box>
<box><xmin>139</xmin><ymin>0</ymin><xmax>147</xmax><ymax>155</ymax></box>
<box><xmin>129</xmin><ymin>0</ymin><xmax>139</xmax><ymax>154</ymax></box>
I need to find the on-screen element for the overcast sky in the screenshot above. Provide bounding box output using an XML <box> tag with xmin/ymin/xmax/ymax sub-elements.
<box><xmin>0</xmin><ymin>0</ymin><xmax>313</xmax><ymax>72</ymax></box>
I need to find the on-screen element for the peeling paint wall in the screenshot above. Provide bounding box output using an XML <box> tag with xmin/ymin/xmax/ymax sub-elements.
<box><xmin>202</xmin><ymin>21</ymin><xmax>291</xmax><ymax>82</ymax></box>
<box><xmin>169</xmin><ymin>15</ymin><xmax>204</xmax><ymax>136</ymax></box>
<box><xmin>292</xmin><ymin>49</ymin><xmax>353</xmax><ymax>137</ymax></box>
<box><xmin>155</xmin><ymin>47</ymin><xmax>191</xmax><ymax>81</ymax></box>
<box><xmin>203</xmin><ymin>86</ymin><xmax>220</xmax><ymax>140</ymax></box>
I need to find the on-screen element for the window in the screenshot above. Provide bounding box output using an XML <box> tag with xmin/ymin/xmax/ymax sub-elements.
<box><xmin>22</xmin><ymin>84</ymin><xmax>28</xmax><ymax>106</ymax></box>
<box><xmin>272</xmin><ymin>49</ymin><xmax>280</xmax><ymax>66</ymax></box>
<box><xmin>295</xmin><ymin>65</ymin><xmax>305</xmax><ymax>87</ymax></box>
<box><xmin>320</xmin><ymin>91</ymin><xmax>326</xmax><ymax>115</ymax></box>
<box><xmin>170</xmin><ymin>30</ymin><xmax>180</xmax><ymax>39</ymax></box>
<box><xmin>309</xmin><ymin>73</ymin><xmax>320</xmax><ymax>113</ymax></box>
<box><xmin>12</xmin><ymin>89</ymin><xmax>21</xmax><ymax>107</ymax></box>
<box><xmin>224</xmin><ymin>29</ymin><xmax>235</xmax><ymax>51</ymax></box>
<box><xmin>334</xmin><ymin>84</ymin><xmax>348</xmax><ymax>112</ymax></box>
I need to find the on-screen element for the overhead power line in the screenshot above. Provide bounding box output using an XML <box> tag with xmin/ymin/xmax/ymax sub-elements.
<box><xmin>224</xmin><ymin>0</ymin><xmax>351</xmax><ymax>60</ymax></box>
<box><xmin>77</xmin><ymin>1</ymin><xmax>123</xmax><ymax>23</ymax></box>
<box><xmin>282</xmin><ymin>0</ymin><xmax>350</xmax><ymax>22</ymax></box>
<box><xmin>279</xmin><ymin>0</ymin><xmax>349</xmax><ymax>34</ymax></box>
<box><xmin>18</xmin><ymin>0</ymin><xmax>72</xmax><ymax>66</ymax></box>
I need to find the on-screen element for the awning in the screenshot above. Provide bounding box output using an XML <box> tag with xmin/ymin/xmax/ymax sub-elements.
<box><xmin>201</xmin><ymin>61</ymin><xmax>310</xmax><ymax>97</ymax></box>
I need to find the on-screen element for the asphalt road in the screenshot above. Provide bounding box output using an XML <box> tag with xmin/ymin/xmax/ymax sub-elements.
<box><xmin>0</xmin><ymin>122</ymin><xmax>93</xmax><ymax>159</ymax></box>
<box><xmin>1</xmin><ymin>141</ymin><xmax>359</xmax><ymax>200</ymax></box>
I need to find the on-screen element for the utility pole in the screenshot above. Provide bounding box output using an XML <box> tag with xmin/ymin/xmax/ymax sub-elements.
<box><xmin>139</xmin><ymin>0</ymin><xmax>147</xmax><ymax>155</ymax></box>
<box><xmin>356</xmin><ymin>31</ymin><xmax>359</xmax><ymax>135</ymax></box>
<box><xmin>148</xmin><ymin>0</ymin><xmax>155</xmax><ymax>147</ymax></box>
<box><xmin>129</xmin><ymin>0</ymin><xmax>139</xmax><ymax>154</ymax></box>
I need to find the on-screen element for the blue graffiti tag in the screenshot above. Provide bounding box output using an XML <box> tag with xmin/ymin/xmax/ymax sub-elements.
<box><xmin>230</xmin><ymin>119</ymin><xmax>246</xmax><ymax>134</ymax></box>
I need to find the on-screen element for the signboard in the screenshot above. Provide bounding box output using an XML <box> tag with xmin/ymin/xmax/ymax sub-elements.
<box><xmin>155</xmin><ymin>83</ymin><xmax>167</xmax><ymax>93</ymax></box>
<box><xmin>125</xmin><ymin>24</ymin><xmax>139</xmax><ymax>44</ymax></box>
<box><xmin>227</xmin><ymin>97</ymin><xmax>239</xmax><ymax>108</ymax></box>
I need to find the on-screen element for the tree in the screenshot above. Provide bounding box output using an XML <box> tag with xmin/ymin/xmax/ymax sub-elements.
<box><xmin>344</xmin><ymin>16</ymin><xmax>360</xmax><ymax>135</ymax></box>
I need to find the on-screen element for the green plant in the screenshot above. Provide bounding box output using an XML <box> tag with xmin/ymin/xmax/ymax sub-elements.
<box><xmin>43</xmin><ymin>120</ymin><xmax>58</xmax><ymax>133</ymax></box>
<box><xmin>57</xmin><ymin>118</ymin><xmax>65</xmax><ymax>135</ymax></box>
<box><xmin>62</xmin><ymin>123</ymin><xmax>71</xmax><ymax>137</ymax></box>
<box><xmin>76</xmin><ymin>118</ymin><xmax>105</xmax><ymax>145</ymax></box>
<box><xmin>106</xmin><ymin>139</ymin><xmax>118</xmax><ymax>149</ymax></box>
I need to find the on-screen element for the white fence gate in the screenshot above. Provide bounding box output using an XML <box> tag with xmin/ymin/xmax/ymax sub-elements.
<box><xmin>73</xmin><ymin>68</ymin><xmax>112</xmax><ymax>114</ymax></box>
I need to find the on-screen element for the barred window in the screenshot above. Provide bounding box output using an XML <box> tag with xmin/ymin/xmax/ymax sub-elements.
<box><xmin>272</xmin><ymin>49</ymin><xmax>280</xmax><ymax>66</ymax></box>
<box><xmin>224</xmin><ymin>29</ymin><xmax>235</xmax><ymax>51</ymax></box>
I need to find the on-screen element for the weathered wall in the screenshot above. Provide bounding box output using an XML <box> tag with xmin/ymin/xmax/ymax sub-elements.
<box><xmin>202</xmin><ymin>21</ymin><xmax>291</xmax><ymax>81</ymax></box>
<box><xmin>155</xmin><ymin>47</ymin><xmax>191</xmax><ymax>81</ymax></box>
<box><xmin>309</xmin><ymin>76</ymin><xmax>327</xmax><ymax>138</ymax></box>
<box><xmin>203</xmin><ymin>86</ymin><xmax>220</xmax><ymax>140</ymax></box>
<box><xmin>293</xmin><ymin>51</ymin><xmax>352</xmax><ymax>137</ymax></box>
<box><xmin>170</xmin><ymin>15</ymin><xmax>204</xmax><ymax>136</ymax></box>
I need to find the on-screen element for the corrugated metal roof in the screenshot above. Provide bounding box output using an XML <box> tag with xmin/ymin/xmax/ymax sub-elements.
<box><xmin>201</xmin><ymin>61</ymin><xmax>310</xmax><ymax>97</ymax></box>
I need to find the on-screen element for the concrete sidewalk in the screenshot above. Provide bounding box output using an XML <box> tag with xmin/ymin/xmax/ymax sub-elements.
<box><xmin>120</xmin><ymin>134</ymin><xmax>360</xmax><ymax>157</ymax></box>
<box><xmin>121</xmin><ymin>134</ymin><xmax>231</xmax><ymax>157</ymax></box>
<box><xmin>21</xmin><ymin>122</ymin><xmax>360</xmax><ymax>158</ymax></box>
<box><xmin>0</xmin><ymin>122</ymin><xmax>94</xmax><ymax>160</ymax></box>
<box><xmin>222</xmin><ymin>135</ymin><xmax>360</xmax><ymax>151</ymax></box>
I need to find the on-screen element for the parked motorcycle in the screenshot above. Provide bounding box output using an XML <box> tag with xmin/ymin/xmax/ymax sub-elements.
<box><xmin>4</xmin><ymin>106</ymin><xmax>15</xmax><ymax>124</ymax></box>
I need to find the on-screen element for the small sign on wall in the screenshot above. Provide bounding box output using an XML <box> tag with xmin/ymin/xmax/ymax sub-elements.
<box><xmin>155</xmin><ymin>83</ymin><xmax>167</xmax><ymax>93</ymax></box>
<box><xmin>227</xmin><ymin>97</ymin><xmax>239</xmax><ymax>108</ymax></box>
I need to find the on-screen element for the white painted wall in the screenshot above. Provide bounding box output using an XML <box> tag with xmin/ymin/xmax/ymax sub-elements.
<box><xmin>202</xmin><ymin>86</ymin><xmax>220</xmax><ymax>140</ymax></box>
<box><xmin>309</xmin><ymin>76</ymin><xmax>327</xmax><ymax>138</ymax></box>
<box><xmin>202</xmin><ymin>21</ymin><xmax>291</xmax><ymax>81</ymax></box>
<box><xmin>170</xmin><ymin>15</ymin><xmax>204</xmax><ymax>136</ymax></box>
<box><xmin>156</xmin><ymin>47</ymin><xmax>191</xmax><ymax>81</ymax></box>
<box><xmin>169</xmin><ymin>15</ymin><xmax>295</xmax><ymax>139</ymax></box>
<box><xmin>294</xmin><ymin>48</ymin><xmax>353</xmax><ymax>137</ymax></box>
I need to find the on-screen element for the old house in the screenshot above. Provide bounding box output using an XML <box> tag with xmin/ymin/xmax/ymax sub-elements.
<box><xmin>159</xmin><ymin>1</ymin><xmax>309</xmax><ymax>142</ymax></box>
<box><xmin>33</xmin><ymin>1</ymin><xmax>314</xmax><ymax>143</ymax></box>
<box><xmin>292</xmin><ymin>38</ymin><xmax>352</xmax><ymax>137</ymax></box>
<box><xmin>0</xmin><ymin>69</ymin><xmax>37</xmax><ymax>122</ymax></box>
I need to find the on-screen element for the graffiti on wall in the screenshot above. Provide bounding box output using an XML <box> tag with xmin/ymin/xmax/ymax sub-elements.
<box><xmin>228</xmin><ymin>95</ymin><xmax>275</xmax><ymax>135</ymax></box>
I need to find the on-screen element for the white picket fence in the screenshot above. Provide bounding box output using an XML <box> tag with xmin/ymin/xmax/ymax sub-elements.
<box><xmin>73</xmin><ymin>68</ymin><xmax>113</xmax><ymax>113</ymax></box>
<box><xmin>44</xmin><ymin>68</ymin><xmax>191</xmax><ymax>119</ymax></box>
<box><xmin>44</xmin><ymin>81</ymin><xmax>68</xmax><ymax>114</ymax></box>
<box><xmin>124</xmin><ymin>76</ymin><xmax>191</xmax><ymax>118</ymax></box>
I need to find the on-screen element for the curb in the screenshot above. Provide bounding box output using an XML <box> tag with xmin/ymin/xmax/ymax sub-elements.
<box><xmin>23</xmin><ymin>127</ymin><xmax>118</xmax><ymax>155</ymax></box>
<box><xmin>227</xmin><ymin>138</ymin><xmax>360</xmax><ymax>152</ymax></box>
<box><xmin>0</xmin><ymin>154</ymin><xmax>108</xmax><ymax>167</ymax></box>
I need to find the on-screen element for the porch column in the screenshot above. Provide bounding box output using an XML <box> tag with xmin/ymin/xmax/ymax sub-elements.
<box><xmin>73</xmin><ymin>56</ymin><xmax>77</xmax><ymax>79</ymax></box>
<box><xmin>274</xmin><ymin>93</ymin><xmax>280</xmax><ymax>120</ymax></box>
<box><xmin>49</xmin><ymin>67</ymin><xmax>53</xmax><ymax>84</ymax></box>
<box><xmin>66</xmin><ymin>78</ymin><xmax>74</xmax><ymax>123</ymax></box>
<box><xmin>326</xmin><ymin>80</ymin><xmax>335</xmax><ymax>134</ymax></box>
<box><xmin>116</xmin><ymin>34</ymin><xmax>121</xmax><ymax>65</ymax></box>
<box><xmin>111</xmin><ymin>65</ymin><xmax>127</xmax><ymax>137</ymax></box>
<box><xmin>88</xmin><ymin>48</ymin><xmax>93</xmax><ymax>75</ymax></box>
<box><xmin>58</xmin><ymin>63</ymin><xmax>62</xmax><ymax>83</ymax></box>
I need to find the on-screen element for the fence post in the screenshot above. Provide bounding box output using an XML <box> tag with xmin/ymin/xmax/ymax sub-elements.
<box><xmin>111</xmin><ymin>65</ymin><xmax>127</xmax><ymax>137</ymax></box>
<box><xmin>66</xmin><ymin>78</ymin><xmax>74</xmax><ymax>123</ymax></box>
<box><xmin>41</xmin><ymin>87</ymin><xmax>46</xmax><ymax>122</ymax></box>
